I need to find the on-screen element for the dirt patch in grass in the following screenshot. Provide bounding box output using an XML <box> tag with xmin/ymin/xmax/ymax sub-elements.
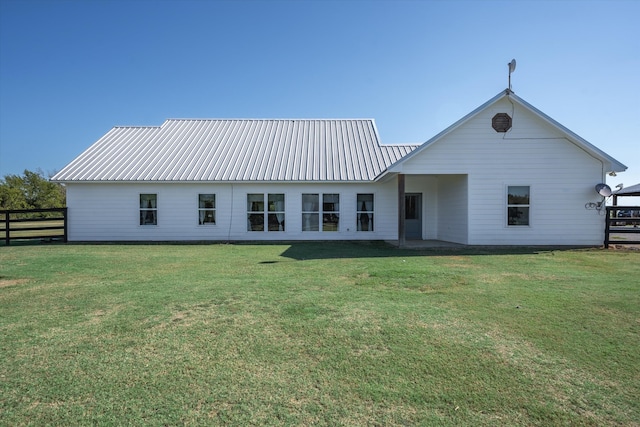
<box><xmin>0</xmin><ymin>278</ymin><xmax>29</xmax><ymax>288</ymax></box>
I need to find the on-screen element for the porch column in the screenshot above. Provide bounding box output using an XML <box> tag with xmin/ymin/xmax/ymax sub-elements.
<box><xmin>398</xmin><ymin>173</ymin><xmax>405</xmax><ymax>247</ymax></box>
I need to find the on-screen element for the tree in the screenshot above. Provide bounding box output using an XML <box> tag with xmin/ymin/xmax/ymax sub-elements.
<box><xmin>0</xmin><ymin>169</ymin><xmax>66</xmax><ymax>210</ymax></box>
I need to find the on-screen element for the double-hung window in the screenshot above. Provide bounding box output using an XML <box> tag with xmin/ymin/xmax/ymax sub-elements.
<box><xmin>302</xmin><ymin>194</ymin><xmax>319</xmax><ymax>231</ymax></box>
<box><xmin>507</xmin><ymin>186</ymin><xmax>530</xmax><ymax>226</ymax></box>
<box><xmin>322</xmin><ymin>194</ymin><xmax>340</xmax><ymax>231</ymax></box>
<box><xmin>302</xmin><ymin>193</ymin><xmax>340</xmax><ymax>231</ymax></box>
<box><xmin>140</xmin><ymin>194</ymin><xmax>157</xmax><ymax>225</ymax></box>
<box><xmin>198</xmin><ymin>194</ymin><xmax>216</xmax><ymax>225</ymax></box>
<box><xmin>247</xmin><ymin>193</ymin><xmax>285</xmax><ymax>231</ymax></box>
<box><xmin>357</xmin><ymin>194</ymin><xmax>374</xmax><ymax>231</ymax></box>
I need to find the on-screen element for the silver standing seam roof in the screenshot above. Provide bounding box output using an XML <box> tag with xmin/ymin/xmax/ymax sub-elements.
<box><xmin>52</xmin><ymin>119</ymin><xmax>419</xmax><ymax>182</ymax></box>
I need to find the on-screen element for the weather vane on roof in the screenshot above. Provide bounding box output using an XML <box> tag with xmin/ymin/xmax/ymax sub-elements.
<box><xmin>508</xmin><ymin>59</ymin><xmax>516</xmax><ymax>91</ymax></box>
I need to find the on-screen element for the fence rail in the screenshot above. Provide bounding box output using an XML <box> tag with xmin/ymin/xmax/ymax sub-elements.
<box><xmin>1</xmin><ymin>208</ymin><xmax>67</xmax><ymax>246</ymax></box>
<box><xmin>604</xmin><ymin>206</ymin><xmax>640</xmax><ymax>248</ymax></box>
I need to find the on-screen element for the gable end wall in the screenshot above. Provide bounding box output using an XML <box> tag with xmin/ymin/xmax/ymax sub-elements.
<box><xmin>400</xmin><ymin>98</ymin><xmax>606</xmax><ymax>245</ymax></box>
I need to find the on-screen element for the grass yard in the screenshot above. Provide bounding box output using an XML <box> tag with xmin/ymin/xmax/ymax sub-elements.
<box><xmin>1</xmin><ymin>242</ymin><xmax>638</xmax><ymax>426</ymax></box>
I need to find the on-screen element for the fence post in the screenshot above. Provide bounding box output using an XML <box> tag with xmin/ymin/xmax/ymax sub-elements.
<box><xmin>604</xmin><ymin>207</ymin><xmax>611</xmax><ymax>249</ymax></box>
<box><xmin>63</xmin><ymin>207</ymin><xmax>68</xmax><ymax>243</ymax></box>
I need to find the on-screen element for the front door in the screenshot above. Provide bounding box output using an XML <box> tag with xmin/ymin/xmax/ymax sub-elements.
<box><xmin>405</xmin><ymin>193</ymin><xmax>422</xmax><ymax>240</ymax></box>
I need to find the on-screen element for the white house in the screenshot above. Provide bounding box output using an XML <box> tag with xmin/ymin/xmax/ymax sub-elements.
<box><xmin>52</xmin><ymin>89</ymin><xmax>627</xmax><ymax>246</ymax></box>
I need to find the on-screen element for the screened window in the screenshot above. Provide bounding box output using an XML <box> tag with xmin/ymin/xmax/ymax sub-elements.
<box><xmin>357</xmin><ymin>194</ymin><xmax>374</xmax><ymax>231</ymax></box>
<box><xmin>247</xmin><ymin>193</ymin><xmax>285</xmax><ymax>231</ymax></box>
<box><xmin>198</xmin><ymin>194</ymin><xmax>216</xmax><ymax>225</ymax></box>
<box><xmin>140</xmin><ymin>194</ymin><xmax>157</xmax><ymax>225</ymax></box>
<box><xmin>507</xmin><ymin>186</ymin><xmax>530</xmax><ymax>226</ymax></box>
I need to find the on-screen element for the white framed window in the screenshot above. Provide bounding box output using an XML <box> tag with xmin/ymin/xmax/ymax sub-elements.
<box><xmin>302</xmin><ymin>193</ymin><xmax>340</xmax><ymax>231</ymax></box>
<box><xmin>268</xmin><ymin>193</ymin><xmax>285</xmax><ymax>231</ymax></box>
<box><xmin>140</xmin><ymin>194</ymin><xmax>157</xmax><ymax>225</ymax></box>
<box><xmin>357</xmin><ymin>194</ymin><xmax>374</xmax><ymax>231</ymax></box>
<box><xmin>198</xmin><ymin>194</ymin><xmax>216</xmax><ymax>225</ymax></box>
<box><xmin>322</xmin><ymin>194</ymin><xmax>340</xmax><ymax>231</ymax></box>
<box><xmin>247</xmin><ymin>193</ymin><xmax>285</xmax><ymax>231</ymax></box>
<box><xmin>507</xmin><ymin>186</ymin><xmax>530</xmax><ymax>226</ymax></box>
<box><xmin>302</xmin><ymin>194</ymin><xmax>319</xmax><ymax>231</ymax></box>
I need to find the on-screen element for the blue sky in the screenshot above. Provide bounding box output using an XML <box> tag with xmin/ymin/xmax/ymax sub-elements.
<box><xmin>1</xmin><ymin>0</ymin><xmax>639</xmax><ymax>193</ymax></box>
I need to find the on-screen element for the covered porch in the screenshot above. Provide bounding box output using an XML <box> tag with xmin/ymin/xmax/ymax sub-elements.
<box><xmin>394</xmin><ymin>173</ymin><xmax>469</xmax><ymax>246</ymax></box>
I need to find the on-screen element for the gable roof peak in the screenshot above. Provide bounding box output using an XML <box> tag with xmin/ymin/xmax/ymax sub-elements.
<box><xmin>382</xmin><ymin>89</ymin><xmax>626</xmax><ymax>175</ymax></box>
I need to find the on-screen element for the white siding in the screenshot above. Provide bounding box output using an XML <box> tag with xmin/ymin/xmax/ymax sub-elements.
<box><xmin>398</xmin><ymin>98</ymin><xmax>607</xmax><ymax>245</ymax></box>
<box><xmin>437</xmin><ymin>175</ymin><xmax>468</xmax><ymax>244</ymax></box>
<box><xmin>66</xmin><ymin>182</ymin><xmax>399</xmax><ymax>242</ymax></box>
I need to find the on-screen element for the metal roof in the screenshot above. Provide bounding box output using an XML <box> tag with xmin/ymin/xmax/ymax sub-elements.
<box><xmin>52</xmin><ymin>119</ymin><xmax>419</xmax><ymax>182</ymax></box>
<box><xmin>614</xmin><ymin>183</ymin><xmax>640</xmax><ymax>196</ymax></box>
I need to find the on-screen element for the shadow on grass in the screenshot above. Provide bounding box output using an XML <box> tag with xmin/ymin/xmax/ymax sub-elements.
<box><xmin>2</xmin><ymin>239</ymin><xmax>596</xmax><ymax>260</ymax></box>
<box><xmin>277</xmin><ymin>241</ymin><xmax>578</xmax><ymax>260</ymax></box>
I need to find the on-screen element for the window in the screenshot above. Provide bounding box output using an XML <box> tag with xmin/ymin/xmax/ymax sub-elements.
<box><xmin>507</xmin><ymin>186</ymin><xmax>530</xmax><ymax>226</ymax></box>
<box><xmin>357</xmin><ymin>194</ymin><xmax>374</xmax><ymax>231</ymax></box>
<box><xmin>247</xmin><ymin>193</ymin><xmax>285</xmax><ymax>231</ymax></box>
<box><xmin>247</xmin><ymin>194</ymin><xmax>264</xmax><ymax>231</ymax></box>
<box><xmin>302</xmin><ymin>194</ymin><xmax>319</xmax><ymax>231</ymax></box>
<box><xmin>322</xmin><ymin>194</ymin><xmax>340</xmax><ymax>231</ymax></box>
<box><xmin>140</xmin><ymin>194</ymin><xmax>157</xmax><ymax>225</ymax></box>
<box><xmin>268</xmin><ymin>193</ymin><xmax>285</xmax><ymax>231</ymax></box>
<box><xmin>302</xmin><ymin>193</ymin><xmax>339</xmax><ymax>231</ymax></box>
<box><xmin>198</xmin><ymin>194</ymin><xmax>215</xmax><ymax>225</ymax></box>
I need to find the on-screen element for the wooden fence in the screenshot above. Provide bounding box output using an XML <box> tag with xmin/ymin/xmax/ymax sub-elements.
<box><xmin>1</xmin><ymin>208</ymin><xmax>67</xmax><ymax>246</ymax></box>
<box><xmin>604</xmin><ymin>206</ymin><xmax>640</xmax><ymax>248</ymax></box>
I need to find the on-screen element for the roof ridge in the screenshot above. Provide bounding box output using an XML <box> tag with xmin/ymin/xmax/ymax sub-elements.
<box><xmin>163</xmin><ymin>118</ymin><xmax>377</xmax><ymax>122</ymax></box>
<box><xmin>113</xmin><ymin>125</ymin><xmax>161</xmax><ymax>129</ymax></box>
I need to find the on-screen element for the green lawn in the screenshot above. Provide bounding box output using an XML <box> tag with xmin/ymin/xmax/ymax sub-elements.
<box><xmin>1</xmin><ymin>242</ymin><xmax>638</xmax><ymax>426</ymax></box>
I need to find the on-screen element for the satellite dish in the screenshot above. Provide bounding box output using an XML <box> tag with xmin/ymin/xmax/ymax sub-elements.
<box><xmin>595</xmin><ymin>183</ymin><xmax>612</xmax><ymax>197</ymax></box>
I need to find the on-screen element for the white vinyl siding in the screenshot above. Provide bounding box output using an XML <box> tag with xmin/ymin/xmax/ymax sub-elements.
<box><xmin>65</xmin><ymin>182</ymin><xmax>397</xmax><ymax>242</ymax></box>
<box><xmin>398</xmin><ymin>97</ymin><xmax>607</xmax><ymax>245</ymax></box>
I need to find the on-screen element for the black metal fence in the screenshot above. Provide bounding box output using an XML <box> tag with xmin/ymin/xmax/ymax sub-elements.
<box><xmin>1</xmin><ymin>208</ymin><xmax>67</xmax><ymax>246</ymax></box>
<box><xmin>604</xmin><ymin>206</ymin><xmax>640</xmax><ymax>248</ymax></box>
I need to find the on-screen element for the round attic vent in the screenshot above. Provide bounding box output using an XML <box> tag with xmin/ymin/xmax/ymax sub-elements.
<box><xmin>492</xmin><ymin>113</ymin><xmax>512</xmax><ymax>132</ymax></box>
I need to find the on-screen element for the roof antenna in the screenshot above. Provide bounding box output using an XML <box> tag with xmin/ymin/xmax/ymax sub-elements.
<box><xmin>508</xmin><ymin>59</ymin><xmax>516</xmax><ymax>92</ymax></box>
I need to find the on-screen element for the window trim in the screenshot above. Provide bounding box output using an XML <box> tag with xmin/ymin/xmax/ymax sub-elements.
<box><xmin>139</xmin><ymin>193</ymin><xmax>158</xmax><ymax>226</ymax></box>
<box><xmin>198</xmin><ymin>193</ymin><xmax>216</xmax><ymax>226</ymax></box>
<box><xmin>356</xmin><ymin>193</ymin><xmax>374</xmax><ymax>232</ymax></box>
<box><xmin>301</xmin><ymin>193</ymin><xmax>340</xmax><ymax>232</ymax></box>
<box><xmin>247</xmin><ymin>193</ymin><xmax>285</xmax><ymax>232</ymax></box>
<box><xmin>506</xmin><ymin>185</ymin><xmax>531</xmax><ymax>227</ymax></box>
<box><xmin>301</xmin><ymin>193</ymin><xmax>320</xmax><ymax>232</ymax></box>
